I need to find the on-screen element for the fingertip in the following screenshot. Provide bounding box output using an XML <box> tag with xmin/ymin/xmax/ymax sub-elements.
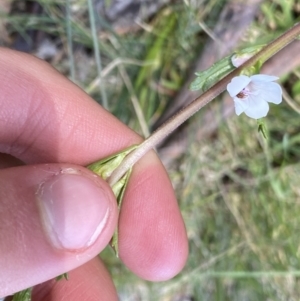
<box><xmin>118</xmin><ymin>152</ymin><xmax>188</xmax><ymax>281</ymax></box>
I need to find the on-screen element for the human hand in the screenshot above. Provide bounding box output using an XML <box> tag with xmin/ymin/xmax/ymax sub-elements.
<box><xmin>0</xmin><ymin>48</ymin><xmax>188</xmax><ymax>300</ymax></box>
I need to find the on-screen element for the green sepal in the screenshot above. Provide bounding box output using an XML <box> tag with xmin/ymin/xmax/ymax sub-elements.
<box><xmin>87</xmin><ymin>145</ymin><xmax>137</xmax><ymax>256</ymax></box>
<box><xmin>12</xmin><ymin>288</ymin><xmax>32</xmax><ymax>301</ymax></box>
<box><xmin>257</xmin><ymin>119</ymin><xmax>268</xmax><ymax>139</ymax></box>
<box><xmin>110</xmin><ymin>168</ymin><xmax>132</xmax><ymax>256</ymax></box>
<box><xmin>87</xmin><ymin>145</ymin><xmax>137</xmax><ymax>180</ymax></box>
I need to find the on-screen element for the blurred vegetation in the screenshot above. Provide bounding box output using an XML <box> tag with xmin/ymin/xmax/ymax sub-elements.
<box><xmin>2</xmin><ymin>0</ymin><xmax>300</xmax><ymax>300</ymax></box>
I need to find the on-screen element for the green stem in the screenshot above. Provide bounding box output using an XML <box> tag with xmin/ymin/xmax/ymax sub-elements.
<box><xmin>87</xmin><ymin>0</ymin><xmax>108</xmax><ymax>110</ymax></box>
<box><xmin>66</xmin><ymin>0</ymin><xmax>75</xmax><ymax>82</ymax></box>
<box><xmin>108</xmin><ymin>22</ymin><xmax>300</xmax><ymax>186</ymax></box>
<box><xmin>188</xmin><ymin>270</ymin><xmax>300</xmax><ymax>279</ymax></box>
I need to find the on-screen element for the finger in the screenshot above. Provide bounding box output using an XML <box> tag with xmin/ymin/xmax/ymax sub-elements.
<box><xmin>119</xmin><ymin>154</ymin><xmax>188</xmax><ymax>280</ymax></box>
<box><xmin>0</xmin><ymin>164</ymin><xmax>118</xmax><ymax>297</ymax></box>
<box><xmin>32</xmin><ymin>257</ymin><xmax>118</xmax><ymax>301</ymax></box>
<box><xmin>0</xmin><ymin>48</ymin><xmax>188</xmax><ymax>280</ymax></box>
<box><xmin>0</xmin><ymin>47</ymin><xmax>138</xmax><ymax>164</ymax></box>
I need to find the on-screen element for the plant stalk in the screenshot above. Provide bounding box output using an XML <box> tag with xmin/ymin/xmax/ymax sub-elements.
<box><xmin>108</xmin><ymin>22</ymin><xmax>300</xmax><ymax>187</ymax></box>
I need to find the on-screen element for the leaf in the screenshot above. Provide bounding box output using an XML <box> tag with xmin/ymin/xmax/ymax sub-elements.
<box><xmin>190</xmin><ymin>44</ymin><xmax>265</xmax><ymax>92</ymax></box>
<box><xmin>257</xmin><ymin>119</ymin><xmax>268</xmax><ymax>139</ymax></box>
<box><xmin>87</xmin><ymin>145</ymin><xmax>137</xmax><ymax>180</ymax></box>
<box><xmin>189</xmin><ymin>55</ymin><xmax>234</xmax><ymax>92</ymax></box>
<box><xmin>88</xmin><ymin>145</ymin><xmax>137</xmax><ymax>256</ymax></box>
<box><xmin>110</xmin><ymin>169</ymin><xmax>132</xmax><ymax>256</ymax></box>
<box><xmin>12</xmin><ymin>288</ymin><xmax>32</xmax><ymax>301</ymax></box>
<box><xmin>56</xmin><ymin>273</ymin><xmax>69</xmax><ymax>281</ymax></box>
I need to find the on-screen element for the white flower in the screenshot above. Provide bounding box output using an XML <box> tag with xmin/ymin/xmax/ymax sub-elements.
<box><xmin>227</xmin><ymin>74</ymin><xmax>282</xmax><ymax>119</ymax></box>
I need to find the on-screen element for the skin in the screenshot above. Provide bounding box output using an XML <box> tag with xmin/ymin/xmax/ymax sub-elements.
<box><xmin>0</xmin><ymin>48</ymin><xmax>188</xmax><ymax>300</ymax></box>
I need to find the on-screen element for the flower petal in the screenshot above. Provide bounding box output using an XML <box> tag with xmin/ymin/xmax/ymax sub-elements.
<box><xmin>243</xmin><ymin>95</ymin><xmax>269</xmax><ymax>119</ymax></box>
<box><xmin>227</xmin><ymin>75</ymin><xmax>251</xmax><ymax>97</ymax></box>
<box><xmin>252</xmin><ymin>81</ymin><xmax>282</xmax><ymax>104</ymax></box>
<box><xmin>250</xmin><ymin>74</ymin><xmax>279</xmax><ymax>82</ymax></box>
<box><xmin>233</xmin><ymin>97</ymin><xmax>249</xmax><ymax>115</ymax></box>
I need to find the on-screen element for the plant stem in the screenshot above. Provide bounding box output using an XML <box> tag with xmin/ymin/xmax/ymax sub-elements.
<box><xmin>108</xmin><ymin>22</ymin><xmax>300</xmax><ymax>187</ymax></box>
<box><xmin>66</xmin><ymin>0</ymin><xmax>75</xmax><ymax>82</ymax></box>
<box><xmin>87</xmin><ymin>0</ymin><xmax>108</xmax><ymax>110</ymax></box>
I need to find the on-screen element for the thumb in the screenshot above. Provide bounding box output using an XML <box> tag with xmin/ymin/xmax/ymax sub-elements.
<box><xmin>0</xmin><ymin>164</ymin><xmax>118</xmax><ymax>297</ymax></box>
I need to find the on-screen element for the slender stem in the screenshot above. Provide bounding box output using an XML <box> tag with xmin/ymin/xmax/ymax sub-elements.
<box><xmin>88</xmin><ymin>0</ymin><xmax>108</xmax><ymax>109</ymax></box>
<box><xmin>66</xmin><ymin>0</ymin><xmax>75</xmax><ymax>82</ymax></box>
<box><xmin>186</xmin><ymin>270</ymin><xmax>300</xmax><ymax>278</ymax></box>
<box><xmin>108</xmin><ymin>23</ymin><xmax>300</xmax><ymax>186</ymax></box>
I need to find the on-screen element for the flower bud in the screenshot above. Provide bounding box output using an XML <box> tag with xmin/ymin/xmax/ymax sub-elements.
<box><xmin>231</xmin><ymin>53</ymin><xmax>253</xmax><ymax>67</ymax></box>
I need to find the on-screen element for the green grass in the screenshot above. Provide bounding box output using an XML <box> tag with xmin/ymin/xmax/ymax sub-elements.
<box><xmin>171</xmin><ymin>108</ymin><xmax>300</xmax><ymax>300</ymax></box>
<box><xmin>3</xmin><ymin>0</ymin><xmax>300</xmax><ymax>300</ymax></box>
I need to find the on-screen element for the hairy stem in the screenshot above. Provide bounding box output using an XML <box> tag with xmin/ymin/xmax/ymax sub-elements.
<box><xmin>108</xmin><ymin>22</ymin><xmax>300</xmax><ymax>186</ymax></box>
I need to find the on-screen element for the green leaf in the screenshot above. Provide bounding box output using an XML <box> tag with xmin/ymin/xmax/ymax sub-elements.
<box><xmin>190</xmin><ymin>44</ymin><xmax>265</xmax><ymax>92</ymax></box>
<box><xmin>257</xmin><ymin>119</ymin><xmax>268</xmax><ymax>139</ymax></box>
<box><xmin>56</xmin><ymin>272</ymin><xmax>69</xmax><ymax>281</ymax></box>
<box><xmin>87</xmin><ymin>145</ymin><xmax>137</xmax><ymax>180</ymax></box>
<box><xmin>110</xmin><ymin>169</ymin><xmax>132</xmax><ymax>256</ymax></box>
<box><xmin>88</xmin><ymin>145</ymin><xmax>137</xmax><ymax>256</ymax></box>
<box><xmin>12</xmin><ymin>288</ymin><xmax>32</xmax><ymax>301</ymax></box>
<box><xmin>189</xmin><ymin>55</ymin><xmax>234</xmax><ymax>92</ymax></box>
<box><xmin>292</xmin><ymin>80</ymin><xmax>300</xmax><ymax>97</ymax></box>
